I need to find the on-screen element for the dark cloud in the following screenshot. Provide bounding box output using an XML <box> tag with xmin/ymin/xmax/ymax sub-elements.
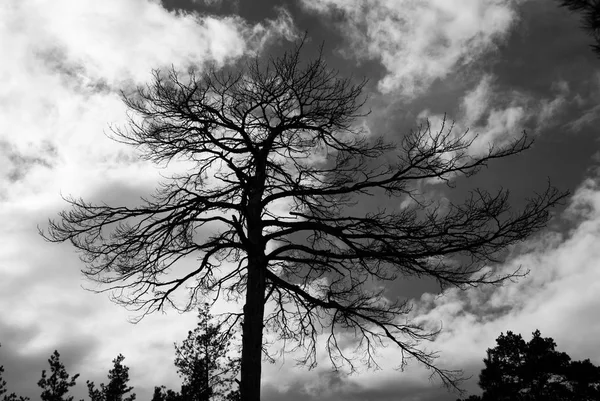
<box><xmin>0</xmin><ymin>139</ymin><xmax>55</xmax><ymax>183</ymax></box>
<box><xmin>36</xmin><ymin>46</ymin><xmax>111</xmax><ymax>94</ymax></box>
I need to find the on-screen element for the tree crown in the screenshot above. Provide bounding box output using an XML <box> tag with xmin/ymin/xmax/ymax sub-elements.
<box><xmin>37</xmin><ymin>351</ymin><xmax>79</xmax><ymax>401</ymax></box>
<box><xmin>459</xmin><ymin>330</ymin><xmax>600</xmax><ymax>400</ymax></box>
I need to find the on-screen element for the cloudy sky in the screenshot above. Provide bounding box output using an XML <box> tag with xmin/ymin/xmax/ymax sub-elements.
<box><xmin>1</xmin><ymin>0</ymin><xmax>600</xmax><ymax>400</ymax></box>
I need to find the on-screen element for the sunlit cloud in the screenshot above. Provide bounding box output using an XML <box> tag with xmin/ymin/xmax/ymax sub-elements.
<box><xmin>301</xmin><ymin>0</ymin><xmax>522</xmax><ymax>97</ymax></box>
<box><xmin>418</xmin><ymin>74</ymin><xmax>570</xmax><ymax>156</ymax></box>
<box><xmin>0</xmin><ymin>0</ymin><xmax>296</xmax><ymax>204</ymax></box>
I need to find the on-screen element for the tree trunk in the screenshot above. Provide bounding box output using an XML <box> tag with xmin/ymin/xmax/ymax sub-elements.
<box><xmin>240</xmin><ymin>168</ymin><xmax>267</xmax><ymax>401</ymax></box>
<box><xmin>240</xmin><ymin>259</ymin><xmax>267</xmax><ymax>401</ymax></box>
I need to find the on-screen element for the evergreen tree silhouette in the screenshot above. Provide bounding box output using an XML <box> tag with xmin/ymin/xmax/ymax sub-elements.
<box><xmin>37</xmin><ymin>351</ymin><xmax>79</xmax><ymax>401</ymax></box>
<box><xmin>87</xmin><ymin>354</ymin><xmax>135</xmax><ymax>401</ymax></box>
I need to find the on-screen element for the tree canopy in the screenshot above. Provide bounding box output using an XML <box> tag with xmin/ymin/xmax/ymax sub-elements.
<box><xmin>43</xmin><ymin>41</ymin><xmax>566</xmax><ymax>400</ymax></box>
<box><xmin>459</xmin><ymin>330</ymin><xmax>600</xmax><ymax>401</ymax></box>
<box><xmin>151</xmin><ymin>387</ymin><xmax>182</xmax><ymax>401</ymax></box>
<box><xmin>174</xmin><ymin>305</ymin><xmax>240</xmax><ymax>401</ymax></box>
<box><xmin>37</xmin><ymin>351</ymin><xmax>79</xmax><ymax>401</ymax></box>
<box><xmin>151</xmin><ymin>305</ymin><xmax>240</xmax><ymax>401</ymax></box>
<box><xmin>87</xmin><ymin>354</ymin><xmax>136</xmax><ymax>401</ymax></box>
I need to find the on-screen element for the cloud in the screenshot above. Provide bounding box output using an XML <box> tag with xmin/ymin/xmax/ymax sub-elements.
<box><xmin>418</xmin><ymin>74</ymin><xmax>570</xmax><ymax>157</ymax></box>
<box><xmin>0</xmin><ymin>0</ymin><xmax>296</xmax><ymax>204</ymax></box>
<box><xmin>301</xmin><ymin>0</ymin><xmax>522</xmax><ymax>97</ymax></box>
<box><xmin>566</xmin><ymin>103</ymin><xmax>600</xmax><ymax>132</ymax></box>
<box><xmin>0</xmin><ymin>201</ymin><xmax>206</xmax><ymax>400</ymax></box>
<box><xmin>3</xmin><ymin>0</ymin><xmax>292</xmax><ymax>87</ymax></box>
<box><xmin>0</xmin><ymin>139</ymin><xmax>55</xmax><ymax>185</ymax></box>
<box><xmin>193</xmin><ymin>0</ymin><xmax>228</xmax><ymax>5</ymax></box>
<box><xmin>561</xmin><ymin>71</ymin><xmax>600</xmax><ymax>133</ymax></box>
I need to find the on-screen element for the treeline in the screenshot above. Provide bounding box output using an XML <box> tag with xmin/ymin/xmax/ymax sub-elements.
<box><xmin>1</xmin><ymin>306</ymin><xmax>239</xmax><ymax>401</ymax></box>
<box><xmin>458</xmin><ymin>330</ymin><xmax>600</xmax><ymax>401</ymax></box>
<box><xmin>1</xmin><ymin>345</ymin><xmax>139</xmax><ymax>401</ymax></box>
<box><xmin>5</xmin><ymin>315</ymin><xmax>600</xmax><ymax>401</ymax></box>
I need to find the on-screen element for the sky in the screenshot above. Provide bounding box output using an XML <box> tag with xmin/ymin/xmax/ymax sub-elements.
<box><xmin>1</xmin><ymin>0</ymin><xmax>600</xmax><ymax>400</ymax></box>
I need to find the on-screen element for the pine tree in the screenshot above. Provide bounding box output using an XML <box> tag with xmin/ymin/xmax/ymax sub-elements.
<box><xmin>1</xmin><ymin>358</ymin><xmax>9</xmax><ymax>401</ymax></box>
<box><xmin>458</xmin><ymin>330</ymin><xmax>600</xmax><ymax>400</ymax></box>
<box><xmin>37</xmin><ymin>351</ymin><xmax>79</xmax><ymax>401</ymax></box>
<box><xmin>174</xmin><ymin>305</ymin><xmax>239</xmax><ymax>401</ymax></box>
<box><xmin>150</xmin><ymin>386</ymin><xmax>182</xmax><ymax>401</ymax></box>
<box><xmin>86</xmin><ymin>355</ymin><xmax>135</xmax><ymax>401</ymax></box>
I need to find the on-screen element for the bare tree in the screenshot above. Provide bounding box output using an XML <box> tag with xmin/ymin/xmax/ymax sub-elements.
<box><xmin>42</xmin><ymin>42</ymin><xmax>566</xmax><ymax>400</ymax></box>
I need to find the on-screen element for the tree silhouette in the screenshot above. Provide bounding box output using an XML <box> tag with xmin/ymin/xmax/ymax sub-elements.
<box><xmin>150</xmin><ymin>386</ymin><xmax>182</xmax><ymax>401</ymax></box>
<box><xmin>151</xmin><ymin>305</ymin><xmax>239</xmax><ymax>401</ymax></box>
<box><xmin>458</xmin><ymin>330</ymin><xmax>600</xmax><ymax>400</ymax></box>
<box><xmin>87</xmin><ymin>354</ymin><xmax>136</xmax><ymax>401</ymax></box>
<box><xmin>558</xmin><ymin>0</ymin><xmax>600</xmax><ymax>57</ymax></box>
<box><xmin>174</xmin><ymin>304</ymin><xmax>240</xmax><ymax>401</ymax></box>
<box><xmin>37</xmin><ymin>351</ymin><xmax>79</xmax><ymax>401</ymax></box>
<box><xmin>0</xmin><ymin>364</ymin><xmax>8</xmax><ymax>401</ymax></box>
<box><xmin>0</xmin><ymin>345</ymin><xmax>29</xmax><ymax>401</ymax></box>
<box><xmin>43</xmin><ymin>41</ymin><xmax>566</xmax><ymax>400</ymax></box>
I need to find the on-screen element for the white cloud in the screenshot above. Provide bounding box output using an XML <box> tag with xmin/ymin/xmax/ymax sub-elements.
<box><xmin>4</xmin><ymin>0</ymin><xmax>281</xmax><ymax>87</ymax></box>
<box><xmin>418</xmin><ymin>74</ymin><xmax>570</xmax><ymax>157</ymax></box>
<box><xmin>301</xmin><ymin>0</ymin><xmax>522</xmax><ymax>97</ymax></box>
<box><xmin>0</xmin><ymin>0</ymin><xmax>296</xmax><ymax>204</ymax></box>
<box><xmin>536</xmin><ymin>79</ymin><xmax>570</xmax><ymax>130</ymax></box>
<box><xmin>461</xmin><ymin>75</ymin><xmax>494</xmax><ymax>124</ymax></box>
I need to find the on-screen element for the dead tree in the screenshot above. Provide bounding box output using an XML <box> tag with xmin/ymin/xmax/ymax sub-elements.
<box><xmin>43</xmin><ymin>42</ymin><xmax>566</xmax><ymax>400</ymax></box>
